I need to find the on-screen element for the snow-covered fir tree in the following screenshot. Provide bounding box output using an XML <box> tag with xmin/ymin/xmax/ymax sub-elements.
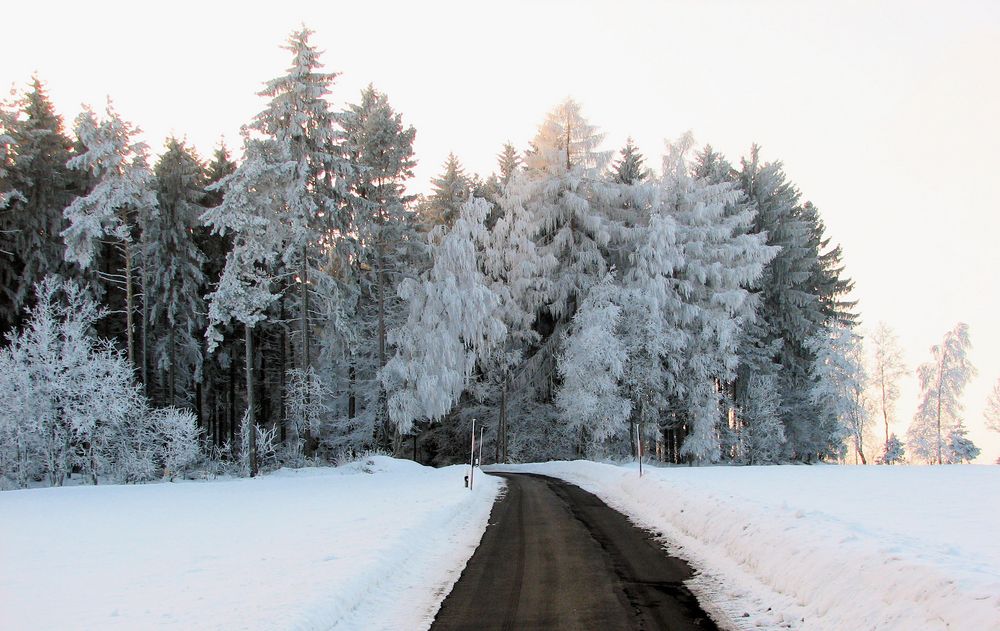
<box><xmin>878</xmin><ymin>433</ymin><xmax>905</xmax><ymax>465</ymax></box>
<box><xmin>652</xmin><ymin>135</ymin><xmax>776</xmax><ymax>463</ymax></box>
<box><xmin>423</xmin><ymin>152</ymin><xmax>469</xmax><ymax>227</ymax></box>
<box><xmin>62</xmin><ymin>101</ymin><xmax>157</xmax><ymax>369</ymax></box>
<box><xmin>944</xmin><ymin>422</ymin><xmax>980</xmax><ymax>464</ymax></box>
<box><xmin>148</xmin><ymin>137</ymin><xmax>207</xmax><ymax>408</ymax></box>
<box><xmin>807</xmin><ymin>323</ymin><xmax>868</xmax><ymax>463</ymax></box>
<box><xmin>339</xmin><ymin>84</ymin><xmax>418</xmax><ymax>450</ymax></box>
<box><xmin>908</xmin><ymin>323</ymin><xmax>976</xmax><ymax>464</ymax></box>
<box><xmin>496</xmin><ymin>142</ymin><xmax>522</xmax><ymax>186</ymax></box>
<box><xmin>738</xmin><ymin>374</ymin><xmax>785</xmax><ymax>464</ymax></box>
<box><xmin>0</xmin><ymin>78</ymin><xmax>77</xmax><ymax>332</ymax></box>
<box><xmin>609</xmin><ymin>137</ymin><xmax>649</xmax><ymax>185</ymax></box>
<box><xmin>736</xmin><ymin>146</ymin><xmax>851</xmax><ymax>461</ymax></box>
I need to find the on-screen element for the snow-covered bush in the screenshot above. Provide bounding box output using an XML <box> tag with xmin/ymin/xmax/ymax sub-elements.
<box><xmin>154</xmin><ymin>407</ymin><xmax>202</xmax><ymax>479</ymax></box>
<box><xmin>0</xmin><ymin>278</ymin><xmax>203</xmax><ymax>487</ymax></box>
<box><xmin>877</xmin><ymin>433</ymin><xmax>905</xmax><ymax>465</ymax></box>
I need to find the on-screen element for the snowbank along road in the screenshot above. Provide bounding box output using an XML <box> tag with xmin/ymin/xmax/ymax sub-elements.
<box><xmin>431</xmin><ymin>473</ymin><xmax>718</xmax><ymax>630</ymax></box>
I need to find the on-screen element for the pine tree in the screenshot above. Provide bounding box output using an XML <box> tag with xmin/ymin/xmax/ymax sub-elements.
<box><xmin>496</xmin><ymin>142</ymin><xmax>521</xmax><ymax>186</ymax></box>
<box><xmin>908</xmin><ymin>323</ymin><xmax>976</xmax><ymax>464</ymax></box>
<box><xmin>944</xmin><ymin>423</ymin><xmax>980</xmax><ymax>464</ymax></box>
<box><xmin>0</xmin><ymin>78</ymin><xmax>76</xmax><ymax>331</ymax></box>
<box><xmin>739</xmin><ymin>374</ymin><xmax>785</xmax><ymax>464</ymax></box>
<box><xmin>609</xmin><ymin>137</ymin><xmax>648</xmax><ymax>185</ymax></box>
<box><xmin>737</xmin><ymin>146</ymin><xmax>831</xmax><ymax>461</ymax></box>
<box><xmin>424</xmin><ymin>152</ymin><xmax>469</xmax><ymax>227</ymax></box>
<box><xmin>657</xmin><ymin>136</ymin><xmax>777</xmax><ymax>463</ymax></box>
<box><xmin>63</xmin><ymin>101</ymin><xmax>157</xmax><ymax>370</ymax></box>
<box><xmin>148</xmin><ymin>137</ymin><xmax>207</xmax><ymax>408</ymax></box>
<box><xmin>340</xmin><ymin>84</ymin><xmax>418</xmax><ymax>450</ymax></box>
<box><xmin>878</xmin><ymin>433</ymin><xmax>905</xmax><ymax>464</ymax></box>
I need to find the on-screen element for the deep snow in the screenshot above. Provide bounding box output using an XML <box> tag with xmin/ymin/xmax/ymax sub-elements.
<box><xmin>494</xmin><ymin>461</ymin><xmax>1000</xmax><ymax>631</ymax></box>
<box><xmin>0</xmin><ymin>457</ymin><xmax>501</xmax><ymax>631</ymax></box>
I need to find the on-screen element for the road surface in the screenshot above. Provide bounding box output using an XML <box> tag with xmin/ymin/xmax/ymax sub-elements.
<box><xmin>431</xmin><ymin>473</ymin><xmax>718</xmax><ymax>630</ymax></box>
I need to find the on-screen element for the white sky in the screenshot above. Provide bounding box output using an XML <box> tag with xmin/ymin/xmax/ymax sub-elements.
<box><xmin>6</xmin><ymin>0</ymin><xmax>999</xmax><ymax>462</ymax></box>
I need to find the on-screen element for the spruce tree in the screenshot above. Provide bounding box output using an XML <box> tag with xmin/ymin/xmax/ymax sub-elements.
<box><xmin>148</xmin><ymin>137</ymin><xmax>207</xmax><ymax>408</ymax></box>
<box><xmin>0</xmin><ymin>78</ymin><xmax>76</xmax><ymax>332</ymax></box>
<box><xmin>424</xmin><ymin>152</ymin><xmax>469</xmax><ymax>227</ymax></box>
<box><xmin>63</xmin><ymin>101</ymin><xmax>157</xmax><ymax>370</ymax></box>
<box><xmin>609</xmin><ymin>137</ymin><xmax>648</xmax><ymax>185</ymax></box>
<box><xmin>339</xmin><ymin>84</ymin><xmax>417</xmax><ymax>451</ymax></box>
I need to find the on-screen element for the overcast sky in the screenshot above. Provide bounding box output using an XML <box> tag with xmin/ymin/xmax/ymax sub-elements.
<box><xmin>6</xmin><ymin>0</ymin><xmax>1000</xmax><ymax>461</ymax></box>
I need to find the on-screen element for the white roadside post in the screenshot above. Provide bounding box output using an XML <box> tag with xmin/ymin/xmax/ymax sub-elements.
<box><xmin>469</xmin><ymin>418</ymin><xmax>476</xmax><ymax>490</ymax></box>
<box><xmin>637</xmin><ymin>422</ymin><xmax>643</xmax><ymax>478</ymax></box>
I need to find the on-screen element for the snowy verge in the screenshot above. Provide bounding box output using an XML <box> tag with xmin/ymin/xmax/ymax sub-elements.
<box><xmin>492</xmin><ymin>461</ymin><xmax>1000</xmax><ymax>631</ymax></box>
<box><xmin>0</xmin><ymin>457</ymin><xmax>501</xmax><ymax>631</ymax></box>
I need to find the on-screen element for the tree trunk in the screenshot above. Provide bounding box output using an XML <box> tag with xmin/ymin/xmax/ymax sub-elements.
<box><xmin>124</xmin><ymin>241</ymin><xmax>135</xmax><ymax>369</ymax></box>
<box><xmin>376</xmin><ymin>237</ymin><xmax>389</xmax><ymax>448</ymax></box>
<box><xmin>936</xmin><ymin>357</ymin><xmax>944</xmax><ymax>465</ymax></box>
<box><xmin>168</xmin><ymin>328</ymin><xmax>176</xmax><ymax>407</ymax></box>
<box><xmin>140</xmin><ymin>253</ymin><xmax>149</xmax><ymax>396</ymax></box>
<box><xmin>246</xmin><ymin>323</ymin><xmax>258</xmax><ymax>477</ymax></box>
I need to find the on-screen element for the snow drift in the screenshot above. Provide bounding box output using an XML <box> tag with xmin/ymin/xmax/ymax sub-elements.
<box><xmin>0</xmin><ymin>457</ymin><xmax>501</xmax><ymax>630</ymax></box>
<box><xmin>496</xmin><ymin>462</ymin><xmax>1000</xmax><ymax>630</ymax></box>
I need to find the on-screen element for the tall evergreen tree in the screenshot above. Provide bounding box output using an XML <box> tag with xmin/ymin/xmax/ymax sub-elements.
<box><xmin>148</xmin><ymin>137</ymin><xmax>207</xmax><ymax>408</ymax></box>
<box><xmin>1</xmin><ymin>78</ymin><xmax>76</xmax><ymax>331</ymax></box>
<box><xmin>424</xmin><ymin>152</ymin><xmax>469</xmax><ymax>227</ymax></box>
<box><xmin>340</xmin><ymin>84</ymin><xmax>418</xmax><ymax>450</ymax></box>
<box><xmin>63</xmin><ymin>101</ymin><xmax>157</xmax><ymax>370</ymax></box>
<box><xmin>609</xmin><ymin>137</ymin><xmax>648</xmax><ymax>185</ymax></box>
<box><xmin>737</xmin><ymin>146</ymin><xmax>830</xmax><ymax>461</ymax></box>
<box><xmin>496</xmin><ymin>142</ymin><xmax>521</xmax><ymax>186</ymax></box>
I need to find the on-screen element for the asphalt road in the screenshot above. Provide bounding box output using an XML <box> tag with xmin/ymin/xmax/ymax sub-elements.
<box><xmin>431</xmin><ymin>473</ymin><xmax>718</xmax><ymax>631</ymax></box>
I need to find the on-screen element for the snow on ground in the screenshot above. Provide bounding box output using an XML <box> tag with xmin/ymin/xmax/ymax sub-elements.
<box><xmin>0</xmin><ymin>456</ymin><xmax>501</xmax><ymax>631</ymax></box>
<box><xmin>494</xmin><ymin>461</ymin><xmax>1000</xmax><ymax>631</ymax></box>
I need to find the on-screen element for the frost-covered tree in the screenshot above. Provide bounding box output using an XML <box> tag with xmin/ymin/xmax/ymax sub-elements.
<box><xmin>204</xmin><ymin>28</ymin><xmax>353</xmax><ymax>467</ymax></box>
<box><xmin>877</xmin><ymin>433</ymin><xmax>905</xmax><ymax>465</ymax></box>
<box><xmin>340</xmin><ymin>84</ymin><xmax>417</xmax><ymax>449</ymax></box>
<box><xmin>496</xmin><ymin>142</ymin><xmax>521</xmax><ymax>186</ymax></box>
<box><xmin>944</xmin><ymin>423</ymin><xmax>980</xmax><ymax>464</ymax></box>
<box><xmin>383</xmin><ymin>196</ymin><xmax>506</xmax><ymax>439</ymax></box>
<box><xmin>284</xmin><ymin>366</ymin><xmax>330</xmax><ymax>459</ymax></box>
<box><xmin>870</xmin><ymin>322</ymin><xmax>906</xmax><ymax>458</ymax></box>
<box><xmin>808</xmin><ymin>323</ymin><xmax>867</xmax><ymax>463</ymax></box>
<box><xmin>984</xmin><ymin>378</ymin><xmax>1000</xmax><ymax>435</ymax></box>
<box><xmin>0</xmin><ymin>278</ymin><xmax>200</xmax><ymax>487</ymax></box>
<box><xmin>556</xmin><ymin>274</ymin><xmax>630</xmax><ymax>449</ymax></box>
<box><xmin>656</xmin><ymin>135</ymin><xmax>776</xmax><ymax>463</ymax></box>
<box><xmin>62</xmin><ymin>101</ymin><xmax>157</xmax><ymax>368</ymax></box>
<box><xmin>737</xmin><ymin>146</ymin><xmax>844</xmax><ymax>461</ymax></box>
<box><xmin>0</xmin><ymin>93</ymin><xmax>19</xmax><ymax>213</ymax></box>
<box><xmin>521</xmin><ymin>98</ymin><xmax>614</xmax><ymax>320</ymax></box>
<box><xmin>739</xmin><ymin>374</ymin><xmax>785</xmax><ymax>464</ymax></box>
<box><xmin>1</xmin><ymin>78</ymin><xmax>76</xmax><ymax>331</ymax></box>
<box><xmin>147</xmin><ymin>138</ymin><xmax>206</xmax><ymax>407</ymax></box>
<box><xmin>424</xmin><ymin>152</ymin><xmax>469</xmax><ymax>227</ymax></box>
<box><xmin>908</xmin><ymin>323</ymin><xmax>976</xmax><ymax>464</ymax></box>
<box><xmin>609</xmin><ymin>137</ymin><xmax>648</xmax><ymax>185</ymax></box>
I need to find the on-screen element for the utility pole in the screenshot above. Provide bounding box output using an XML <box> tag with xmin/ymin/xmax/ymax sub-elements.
<box><xmin>478</xmin><ymin>426</ymin><xmax>485</xmax><ymax>467</ymax></box>
<box><xmin>469</xmin><ymin>418</ymin><xmax>476</xmax><ymax>490</ymax></box>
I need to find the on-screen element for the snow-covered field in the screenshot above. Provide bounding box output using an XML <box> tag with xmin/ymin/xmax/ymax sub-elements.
<box><xmin>0</xmin><ymin>457</ymin><xmax>501</xmax><ymax>631</ymax></box>
<box><xmin>496</xmin><ymin>461</ymin><xmax>1000</xmax><ymax>631</ymax></box>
